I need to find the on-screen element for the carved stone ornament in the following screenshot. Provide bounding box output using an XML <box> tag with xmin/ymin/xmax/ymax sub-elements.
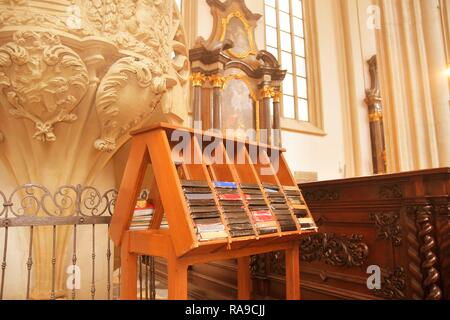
<box><xmin>370</xmin><ymin>211</ymin><xmax>402</xmax><ymax>246</ymax></box>
<box><xmin>0</xmin><ymin>31</ymin><xmax>89</xmax><ymax>141</ymax></box>
<box><xmin>373</xmin><ymin>267</ymin><xmax>406</xmax><ymax>300</ymax></box>
<box><xmin>300</xmin><ymin>233</ymin><xmax>369</xmax><ymax>267</ymax></box>
<box><xmin>94</xmin><ymin>56</ymin><xmax>175</xmax><ymax>152</ymax></box>
<box><xmin>0</xmin><ymin>1</ymin><xmax>181</xmax><ymax>70</ymax></box>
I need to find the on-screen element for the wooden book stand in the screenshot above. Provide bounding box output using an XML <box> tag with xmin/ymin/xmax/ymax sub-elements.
<box><xmin>110</xmin><ymin>123</ymin><xmax>316</xmax><ymax>300</ymax></box>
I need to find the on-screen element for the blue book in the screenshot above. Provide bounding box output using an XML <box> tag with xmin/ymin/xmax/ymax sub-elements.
<box><xmin>214</xmin><ymin>181</ymin><xmax>237</xmax><ymax>189</ymax></box>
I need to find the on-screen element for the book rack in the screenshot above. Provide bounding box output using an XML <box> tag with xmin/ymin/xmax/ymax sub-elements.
<box><xmin>110</xmin><ymin>123</ymin><xmax>317</xmax><ymax>300</ymax></box>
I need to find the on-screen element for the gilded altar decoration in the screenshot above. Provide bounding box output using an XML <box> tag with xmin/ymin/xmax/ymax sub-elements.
<box><xmin>220</xmin><ymin>11</ymin><xmax>257</xmax><ymax>59</ymax></box>
<box><xmin>190</xmin><ymin>0</ymin><xmax>286</xmax><ymax>145</ymax></box>
<box><xmin>260</xmin><ymin>86</ymin><xmax>274</xmax><ymax>99</ymax></box>
<box><xmin>208</xmin><ymin>74</ymin><xmax>226</xmax><ymax>89</ymax></box>
<box><xmin>272</xmin><ymin>90</ymin><xmax>282</xmax><ymax>103</ymax></box>
<box><xmin>190</xmin><ymin>72</ymin><xmax>206</xmax><ymax>87</ymax></box>
<box><xmin>0</xmin><ymin>31</ymin><xmax>89</xmax><ymax>142</ymax></box>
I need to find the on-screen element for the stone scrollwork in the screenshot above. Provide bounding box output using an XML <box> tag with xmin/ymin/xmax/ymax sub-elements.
<box><xmin>0</xmin><ymin>31</ymin><xmax>89</xmax><ymax>142</ymax></box>
<box><xmin>301</xmin><ymin>233</ymin><xmax>369</xmax><ymax>268</ymax></box>
<box><xmin>94</xmin><ymin>56</ymin><xmax>174</xmax><ymax>152</ymax></box>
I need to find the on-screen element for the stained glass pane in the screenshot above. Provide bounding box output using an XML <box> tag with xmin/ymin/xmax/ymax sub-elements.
<box><xmin>292</xmin><ymin>0</ymin><xmax>303</xmax><ymax>18</ymax></box>
<box><xmin>281</xmin><ymin>51</ymin><xmax>293</xmax><ymax>73</ymax></box>
<box><xmin>298</xmin><ymin>98</ymin><xmax>309</xmax><ymax>121</ymax></box>
<box><xmin>265</xmin><ymin>0</ymin><xmax>276</xmax><ymax>8</ymax></box>
<box><xmin>294</xmin><ymin>36</ymin><xmax>305</xmax><ymax>57</ymax></box>
<box><xmin>297</xmin><ymin>77</ymin><xmax>307</xmax><ymax>99</ymax></box>
<box><xmin>284</xmin><ymin>74</ymin><xmax>294</xmax><ymax>96</ymax></box>
<box><xmin>279</xmin><ymin>11</ymin><xmax>290</xmax><ymax>32</ymax></box>
<box><xmin>280</xmin><ymin>31</ymin><xmax>292</xmax><ymax>52</ymax></box>
<box><xmin>293</xmin><ymin>17</ymin><xmax>304</xmax><ymax>37</ymax></box>
<box><xmin>266</xmin><ymin>26</ymin><xmax>278</xmax><ymax>47</ymax></box>
<box><xmin>296</xmin><ymin>57</ymin><xmax>306</xmax><ymax>77</ymax></box>
<box><xmin>283</xmin><ymin>95</ymin><xmax>295</xmax><ymax>119</ymax></box>
<box><xmin>279</xmin><ymin>0</ymin><xmax>290</xmax><ymax>13</ymax></box>
<box><xmin>265</xmin><ymin>5</ymin><xmax>277</xmax><ymax>27</ymax></box>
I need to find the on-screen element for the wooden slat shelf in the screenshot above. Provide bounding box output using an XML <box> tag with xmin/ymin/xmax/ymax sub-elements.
<box><xmin>110</xmin><ymin>123</ymin><xmax>317</xmax><ymax>300</ymax></box>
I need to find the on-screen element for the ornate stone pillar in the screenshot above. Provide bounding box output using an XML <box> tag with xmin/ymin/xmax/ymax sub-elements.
<box><xmin>0</xmin><ymin>0</ymin><xmax>189</xmax><ymax>299</ymax></box>
<box><xmin>209</xmin><ymin>75</ymin><xmax>226</xmax><ymax>130</ymax></box>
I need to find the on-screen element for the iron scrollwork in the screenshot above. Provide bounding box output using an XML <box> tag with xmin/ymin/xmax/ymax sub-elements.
<box><xmin>0</xmin><ymin>184</ymin><xmax>117</xmax><ymax>227</ymax></box>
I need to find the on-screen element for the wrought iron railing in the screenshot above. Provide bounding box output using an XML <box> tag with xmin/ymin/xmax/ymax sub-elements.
<box><xmin>0</xmin><ymin>184</ymin><xmax>155</xmax><ymax>300</ymax></box>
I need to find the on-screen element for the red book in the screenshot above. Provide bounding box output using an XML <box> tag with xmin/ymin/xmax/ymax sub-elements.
<box><xmin>252</xmin><ymin>210</ymin><xmax>273</xmax><ymax>222</ymax></box>
<box><xmin>218</xmin><ymin>194</ymin><xmax>251</xmax><ymax>200</ymax></box>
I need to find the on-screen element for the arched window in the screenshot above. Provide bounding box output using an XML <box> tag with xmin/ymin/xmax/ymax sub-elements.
<box><xmin>264</xmin><ymin>0</ymin><xmax>323</xmax><ymax>134</ymax></box>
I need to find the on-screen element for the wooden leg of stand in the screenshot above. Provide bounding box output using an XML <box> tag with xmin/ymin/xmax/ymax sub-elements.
<box><xmin>237</xmin><ymin>256</ymin><xmax>251</xmax><ymax>300</ymax></box>
<box><xmin>120</xmin><ymin>233</ymin><xmax>137</xmax><ymax>300</ymax></box>
<box><xmin>285</xmin><ymin>243</ymin><xmax>300</xmax><ymax>300</ymax></box>
<box><xmin>168</xmin><ymin>256</ymin><xmax>188</xmax><ymax>300</ymax></box>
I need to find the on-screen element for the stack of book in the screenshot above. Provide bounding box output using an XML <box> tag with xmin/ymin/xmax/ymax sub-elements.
<box><xmin>283</xmin><ymin>186</ymin><xmax>317</xmax><ymax>231</ymax></box>
<box><xmin>263</xmin><ymin>184</ymin><xmax>298</xmax><ymax>232</ymax></box>
<box><xmin>215</xmin><ymin>181</ymin><xmax>255</xmax><ymax>238</ymax></box>
<box><xmin>241</xmin><ymin>183</ymin><xmax>278</xmax><ymax>235</ymax></box>
<box><xmin>181</xmin><ymin>180</ymin><xmax>228</xmax><ymax>241</ymax></box>
<box><xmin>130</xmin><ymin>203</ymin><xmax>154</xmax><ymax>231</ymax></box>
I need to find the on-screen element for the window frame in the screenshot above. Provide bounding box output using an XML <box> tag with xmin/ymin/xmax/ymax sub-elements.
<box><xmin>264</xmin><ymin>0</ymin><xmax>325</xmax><ymax>136</ymax></box>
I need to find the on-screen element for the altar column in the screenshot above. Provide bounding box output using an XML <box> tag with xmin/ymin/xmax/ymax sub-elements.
<box><xmin>260</xmin><ymin>85</ymin><xmax>274</xmax><ymax>145</ymax></box>
<box><xmin>191</xmin><ymin>73</ymin><xmax>206</xmax><ymax>125</ymax></box>
<box><xmin>210</xmin><ymin>75</ymin><xmax>226</xmax><ymax>130</ymax></box>
<box><xmin>272</xmin><ymin>89</ymin><xmax>282</xmax><ymax>148</ymax></box>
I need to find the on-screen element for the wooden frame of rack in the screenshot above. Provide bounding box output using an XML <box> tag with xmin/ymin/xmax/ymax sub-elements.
<box><xmin>110</xmin><ymin>123</ymin><xmax>316</xmax><ymax>300</ymax></box>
